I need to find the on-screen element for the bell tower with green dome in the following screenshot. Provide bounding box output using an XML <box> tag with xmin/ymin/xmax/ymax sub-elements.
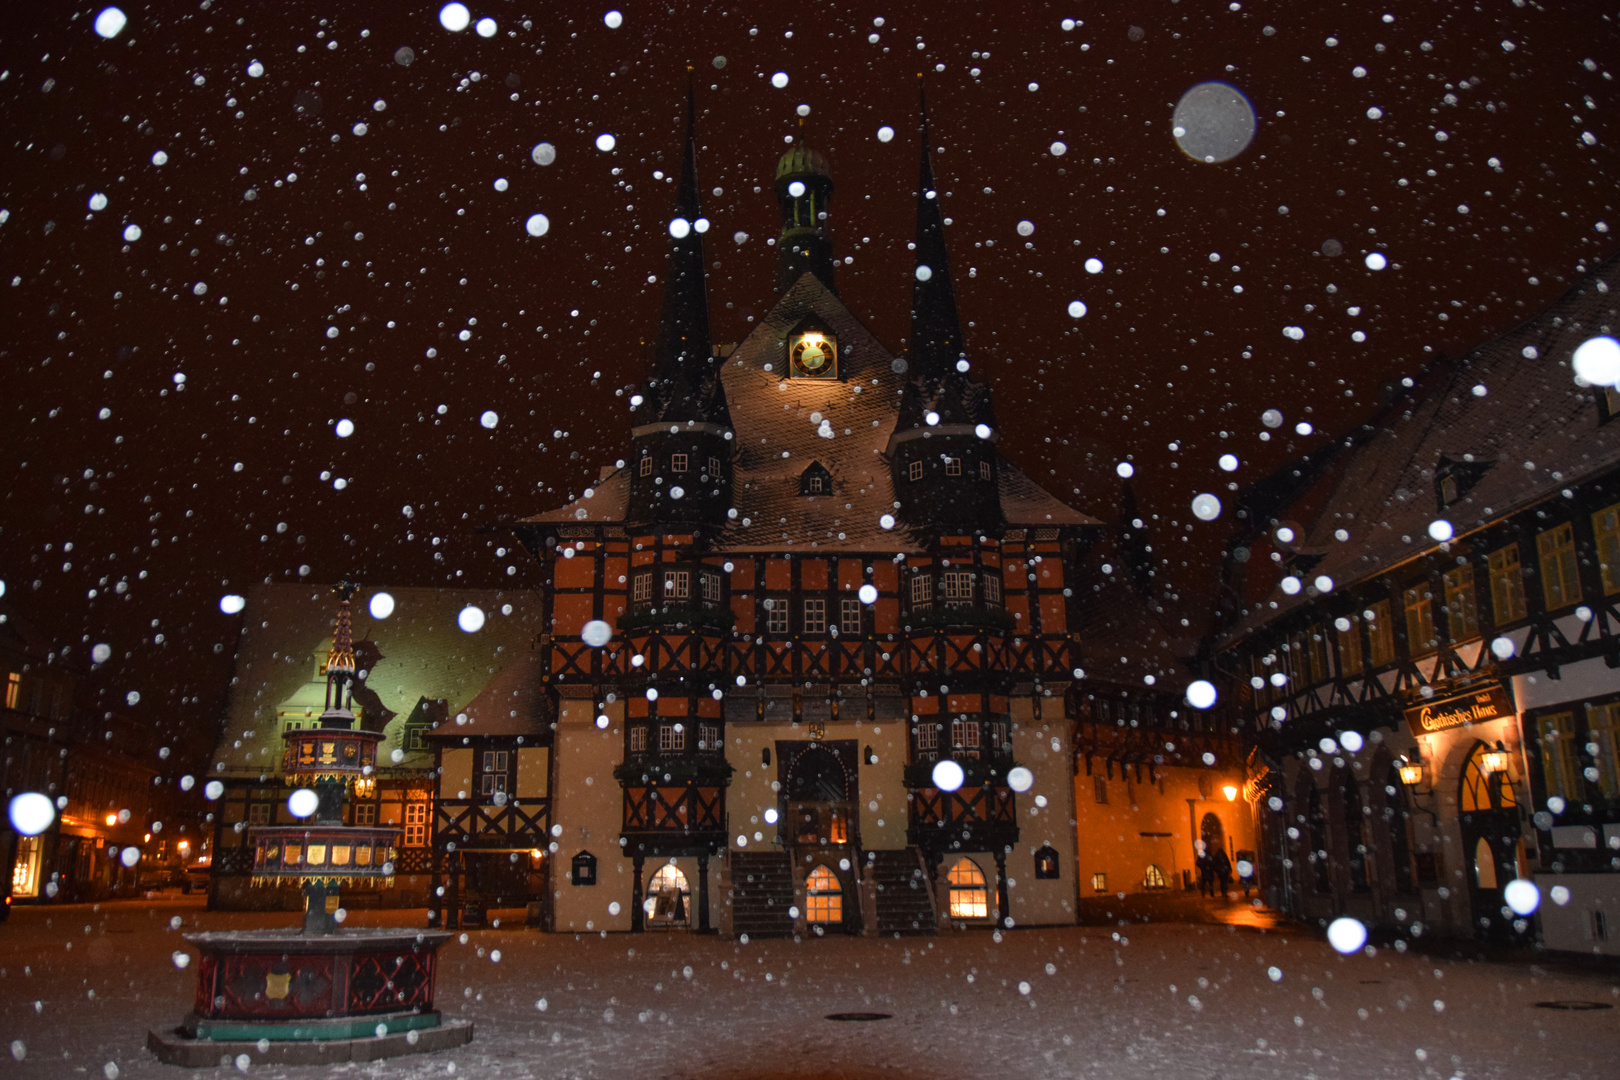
<box><xmin>775</xmin><ymin>142</ymin><xmax>837</xmax><ymax>295</ymax></box>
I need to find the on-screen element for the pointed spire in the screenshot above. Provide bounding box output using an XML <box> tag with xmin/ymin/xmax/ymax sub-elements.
<box><xmin>1118</xmin><ymin>479</ymin><xmax>1156</xmax><ymax>597</ymax></box>
<box><xmin>648</xmin><ymin>78</ymin><xmax>725</xmax><ymax>426</ymax></box>
<box><xmin>899</xmin><ymin>89</ymin><xmax>997</xmax><ymax>435</ymax></box>
<box><xmin>322</xmin><ymin>582</ymin><xmax>358</xmax><ymax>721</ymax></box>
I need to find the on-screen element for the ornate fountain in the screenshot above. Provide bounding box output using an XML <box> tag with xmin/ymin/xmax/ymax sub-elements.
<box><xmin>149</xmin><ymin>584</ymin><xmax>472</xmax><ymax>1067</ymax></box>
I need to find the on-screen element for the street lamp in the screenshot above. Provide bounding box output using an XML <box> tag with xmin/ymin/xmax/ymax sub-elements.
<box><xmin>1481</xmin><ymin>741</ymin><xmax>1511</xmax><ymax>776</ymax></box>
<box><xmin>1398</xmin><ymin>755</ymin><xmax>1425</xmax><ymax>788</ymax></box>
<box><xmin>1222</xmin><ymin>784</ymin><xmax>1239</xmax><ymax>801</ymax></box>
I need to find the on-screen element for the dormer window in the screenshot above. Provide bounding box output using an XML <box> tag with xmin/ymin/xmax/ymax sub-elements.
<box><xmin>671</xmin><ymin>453</ymin><xmax>689</xmax><ymax>473</ymax></box>
<box><xmin>944</xmin><ymin>457</ymin><xmax>962</xmax><ymax>477</ymax></box>
<box><xmin>908</xmin><ymin>460</ymin><xmax>923</xmax><ymax>482</ymax></box>
<box><xmin>787</xmin><ymin>316</ymin><xmax>838</xmax><ymax>379</ymax></box>
<box><xmin>639</xmin><ymin>455</ymin><xmax>653</xmax><ymax>477</ymax></box>
<box><xmin>707</xmin><ymin>455</ymin><xmax>722</xmax><ymax>478</ymax></box>
<box><xmin>979</xmin><ymin>460</ymin><xmax>992</xmax><ymax>481</ymax></box>
<box><xmin>1434</xmin><ymin>453</ymin><xmax>1494</xmax><ymax>509</ymax></box>
<box><xmin>799</xmin><ymin>461</ymin><xmax>833</xmax><ymax>496</ymax></box>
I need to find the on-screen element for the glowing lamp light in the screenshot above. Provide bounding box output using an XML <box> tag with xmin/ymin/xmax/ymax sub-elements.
<box><xmin>106</xmin><ymin>813</ymin><xmax>119</xmax><ymax>827</ymax></box>
<box><xmin>1399</xmin><ymin>760</ymin><xmax>1425</xmax><ymax>787</ymax></box>
<box><xmin>1481</xmin><ymin>742</ymin><xmax>1510</xmax><ymax>775</ymax></box>
<box><xmin>1222</xmin><ymin>784</ymin><xmax>1239</xmax><ymax>802</ymax></box>
<box><xmin>352</xmin><ymin>776</ymin><xmax>376</xmax><ymax>800</ymax></box>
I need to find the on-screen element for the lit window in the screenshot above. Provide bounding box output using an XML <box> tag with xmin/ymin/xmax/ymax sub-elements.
<box><xmin>1366</xmin><ymin>600</ymin><xmax>1395</xmax><ymax>668</ymax></box>
<box><xmin>943</xmin><ymin>570</ymin><xmax>975</xmax><ymax>607</ymax></box>
<box><xmin>1034</xmin><ymin>845</ymin><xmax>1060</xmax><ymax>880</ymax></box>
<box><xmin>1091</xmin><ymin>871</ymin><xmax>1107</xmax><ymax>893</ymax></box>
<box><xmin>980</xmin><ymin>460</ymin><xmax>992</xmax><ymax>481</ymax></box>
<box><xmin>982</xmin><ymin>572</ymin><xmax>1002</xmax><ymax>605</ymax></box>
<box><xmin>659</xmin><ymin>724</ymin><xmax>685</xmax><ymax>753</ymax></box>
<box><xmin>944</xmin><ymin>456</ymin><xmax>962</xmax><ymax>477</ymax></box>
<box><xmin>1537</xmin><ymin>523</ymin><xmax>1580</xmax><ymax>610</ymax></box>
<box><xmin>1488</xmin><ymin>544</ymin><xmax>1527</xmax><ymax>624</ymax></box>
<box><xmin>5</xmin><ymin>672</ymin><xmax>19</xmax><ymax>710</ymax></box>
<box><xmin>910</xmin><ymin>573</ymin><xmax>932</xmax><ymax>610</ymax></box>
<box><xmin>840</xmin><ymin>596</ymin><xmax>862</xmax><ymax>634</ymax></box>
<box><xmin>1443</xmin><ymin>564</ymin><xmax>1479</xmax><ymax>641</ymax></box>
<box><xmin>1587</xmin><ymin>702</ymin><xmax>1620</xmax><ymax>800</ymax></box>
<box><xmin>951</xmin><ymin>719</ymin><xmax>982</xmax><ymax>759</ymax></box>
<box><xmin>671</xmin><ymin>453</ymin><xmax>689</xmax><ymax>473</ymax></box>
<box><xmin>766</xmin><ymin>597</ymin><xmax>789</xmax><ymax>634</ymax></box>
<box><xmin>803</xmin><ymin>598</ymin><xmax>827</xmax><ymax>634</ymax></box>
<box><xmin>1143</xmin><ymin>864</ymin><xmax>1168</xmax><ymax>890</ymax></box>
<box><xmin>1337</xmin><ymin>618</ymin><xmax>1363</xmax><ymax>675</ymax></box>
<box><xmin>947</xmin><ymin>858</ymin><xmax>989</xmax><ymax>919</ymax></box>
<box><xmin>639</xmin><ymin>455</ymin><xmax>653</xmax><ymax>477</ymax></box>
<box><xmin>1403</xmin><ymin>584</ymin><xmax>1436</xmax><ymax>654</ymax></box>
<box><xmin>403</xmin><ymin>796</ymin><xmax>429</xmax><ymax>847</ymax></box>
<box><xmin>908</xmin><ymin>460</ymin><xmax>923</xmax><ymax>482</ymax></box>
<box><xmin>630</xmin><ymin>725</ymin><xmax>648</xmax><ymax>753</ymax></box>
<box><xmin>1595</xmin><ymin>503</ymin><xmax>1620</xmax><ymax>594</ymax></box>
<box><xmin>805</xmin><ymin>864</ymin><xmax>843</xmax><ymax>923</ymax></box>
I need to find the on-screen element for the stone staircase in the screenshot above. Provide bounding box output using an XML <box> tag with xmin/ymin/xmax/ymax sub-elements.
<box><xmin>727</xmin><ymin>851</ymin><xmax>795</xmax><ymax>938</ymax></box>
<box><xmin>868</xmin><ymin>848</ymin><xmax>937</xmax><ymax>935</ymax></box>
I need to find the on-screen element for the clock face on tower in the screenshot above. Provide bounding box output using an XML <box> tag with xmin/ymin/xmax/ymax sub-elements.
<box><xmin>789</xmin><ymin>331</ymin><xmax>838</xmax><ymax>379</ymax></box>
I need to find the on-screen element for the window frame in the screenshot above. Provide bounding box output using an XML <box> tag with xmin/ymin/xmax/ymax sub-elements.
<box><xmin>943</xmin><ymin>569</ymin><xmax>975</xmax><ymax>607</ymax></box>
<box><xmin>638</xmin><ymin>454</ymin><xmax>653</xmax><ymax>477</ymax></box>
<box><xmin>947</xmin><ymin>857</ymin><xmax>990</xmax><ymax>919</ymax></box>
<box><xmin>766</xmin><ymin>596</ymin><xmax>789</xmax><ymax>634</ymax></box>
<box><xmin>944</xmin><ymin>456</ymin><xmax>962</xmax><ymax>477</ymax></box>
<box><xmin>1403</xmin><ymin>582</ymin><xmax>1436</xmax><ymax>656</ymax></box>
<box><xmin>1537</xmin><ymin>522</ymin><xmax>1581</xmax><ymax>611</ymax></box>
<box><xmin>840</xmin><ymin>596</ymin><xmax>862</xmax><ymax>635</ymax></box>
<box><xmin>1366</xmin><ymin>599</ymin><xmax>1395</xmax><ymax>668</ymax></box>
<box><xmin>802</xmin><ymin>597</ymin><xmax>827</xmax><ymax>634</ymax></box>
<box><xmin>670</xmin><ymin>452</ymin><xmax>689</xmax><ymax>473</ymax></box>
<box><xmin>1594</xmin><ymin>502</ymin><xmax>1620</xmax><ymax>595</ymax></box>
<box><xmin>907</xmin><ymin>459</ymin><xmax>923</xmax><ymax>482</ymax></box>
<box><xmin>1443</xmin><ymin>563</ymin><xmax>1480</xmax><ymax>642</ymax></box>
<box><xmin>1488</xmin><ymin>543</ymin><xmax>1528</xmax><ymax>625</ymax></box>
<box><xmin>909</xmin><ymin>572</ymin><xmax>933</xmax><ymax>611</ymax></box>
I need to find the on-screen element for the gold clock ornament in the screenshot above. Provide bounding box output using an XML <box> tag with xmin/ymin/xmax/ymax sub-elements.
<box><xmin>789</xmin><ymin>331</ymin><xmax>837</xmax><ymax>379</ymax></box>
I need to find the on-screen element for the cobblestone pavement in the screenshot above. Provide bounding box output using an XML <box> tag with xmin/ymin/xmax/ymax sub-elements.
<box><xmin>2</xmin><ymin>895</ymin><xmax>1616</xmax><ymax>1079</ymax></box>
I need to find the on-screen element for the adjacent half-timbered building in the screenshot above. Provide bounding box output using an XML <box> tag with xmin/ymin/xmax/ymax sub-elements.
<box><xmin>1212</xmin><ymin>257</ymin><xmax>1620</xmax><ymax>952</ymax></box>
<box><xmin>514</xmin><ymin>95</ymin><xmax>1098</xmax><ymax>936</ymax></box>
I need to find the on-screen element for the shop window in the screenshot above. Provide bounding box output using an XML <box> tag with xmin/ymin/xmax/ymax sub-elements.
<box><xmin>805</xmin><ymin>864</ymin><xmax>843</xmax><ymax>923</ymax></box>
<box><xmin>1034</xmin><ymin>845</ymin><xmax>1060</xmax><ymax>880</ymax></box>
<box><xmin>1537</xmin><ymin>523</ymin><xmax>1580</xmax><ymax>610</ymax></box>
<box><xmin>571</xmin><ymin>850</ymin><xmax>597</xmax><ymax>886</ymax></box>
<box><xmin>1488</xmin><ymin>543</ymin><xmax>1528</xmax><ymax>624</ymax></box>
<box><xmin>1443</xmin><ymin>564</ymin><xmax>1480</xmax><ymax>641</ymax></box>
<box><xmin>1366</xmin><ymin>600</ymin><xmax>1395</xmax><ymax>668</ymax></box>
<box><xmin>1594</xmin><ymin>503</ymin><xmax>1620</xmax><ymax>593</ymax></box>
<box><xmin>766</xmin><ymin>597</ymin><xmax>789</xmax><ymax>634</ymax></box>
<box><xmin>803</xmin><ymin>598</ymin><xmax>827</xmax><ymax>634</ymax></box>
<box><xmin>947</xmin><ymin>858</ymin><xmax>989</xmax><ymax>918</ymax></box>
<box><xmin>1143</xmin><ymin>864</ymin><xmax>1168</xmax><ymax>890</ymax></box>
<box><xmin>11</xmin><ymin>835</ymin><xmax>41</xmax><ymax>898</ymax></box>
<box><xmin>1403</xmin><ymin>583</ymin><xmax>1436</xmax><ymax>654</ymax></box>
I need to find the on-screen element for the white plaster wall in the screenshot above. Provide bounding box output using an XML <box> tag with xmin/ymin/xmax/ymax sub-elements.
<box><xmin>550</xmin><ymin>698</ymin><xmax>633</xmax><ymax>933</ymax></box>
<box><xmin>1513</xmin><ymin>654</ymin><xmax>1620</xmax><ymax>712</ymax></box>
<box><xmin>1534</xmin><ymin>873</ymin><xmax>1620</xmax><ymax>956</ymax></box>
<box><xmin>1008</xmin><ymin>698</ymin><xmax>1079</xmax><ymax>926</ymax></box>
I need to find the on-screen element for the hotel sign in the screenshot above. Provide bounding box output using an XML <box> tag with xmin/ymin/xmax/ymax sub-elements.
<box><xmin>1403</xmin><ymin>682</ymin><xmax>1515</xmax><ymax>737</ymax></box>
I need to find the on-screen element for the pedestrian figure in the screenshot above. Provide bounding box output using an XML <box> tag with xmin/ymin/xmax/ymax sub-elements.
<box><xmin>1213</xmin><ymin>848</ymin><xmax>1233</xmax><ymax>899</ymax></box>
<box><xmin>1195</xmin><ymin>847</ymin><xmax>1214</xmax><ymax>898</ymax></box>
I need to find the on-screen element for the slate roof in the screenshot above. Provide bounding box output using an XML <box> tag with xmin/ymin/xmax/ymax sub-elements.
<box><xmin>212</xmin><ymin>584</ymin><xmax>542</xmax><ymax>775</ymax></box>
<box><xmin>520</xmin><ymin>272</ymin><xmax>1099</xmax><ymax>544</ymax></box>
<box><xmin>1222</xmin><ymin>258</ymin><xmax>1620</xmax><ymax>643</ymax></box>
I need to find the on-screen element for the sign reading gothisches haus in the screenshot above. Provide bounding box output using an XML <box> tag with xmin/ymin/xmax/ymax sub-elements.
<box><xmin>1403</xmin><ymin>682</ymin><xmax>1514</xmax><ymax>737</ymax></box>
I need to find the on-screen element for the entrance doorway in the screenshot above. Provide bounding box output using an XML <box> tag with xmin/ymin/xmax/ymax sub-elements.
<box><xmin>778</xmin><ymin>742</ymin><xmax>859</xmax><ymax>851</ymax></box>
<box><xmin>1458</xmin><ymin>740</ymin><xmax>1521</xmax><ymax>940</ymax></box>
<box><xmin>644</xmin><ymin>862</ymin><xmax>690</xmax><ymax>928</ymax></box>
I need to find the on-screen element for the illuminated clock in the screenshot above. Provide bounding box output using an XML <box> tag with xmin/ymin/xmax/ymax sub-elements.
<box><xmin>789</xmin><ymin>330</ymin><xmax>838</xmax><ymax>379</ymax></box>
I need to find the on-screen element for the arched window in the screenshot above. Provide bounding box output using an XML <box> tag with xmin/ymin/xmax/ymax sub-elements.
<box><xmin>1143</xmin><ymin>864</ymin><xmax>1168</xmax><ymax>890</ymax></box>
<box><xmin>805</xmin><ymin>864</ymin><xmax>842</xmax><ymax>924</ymax></box>
<box><xmin>1306</xmin><ymin>784</ymin><xmax>1331</xmax><ymax>893</ymax></box>
<box><xmin>1383</xmin><ymin>765</ymin><xmax>1416</xmax><ymax>893</ymax></box>
<box><xmin>948</xmin><ymin>857</ymin><xmax>990</xmax><ymax>918</ymax></box>
<box><xmin>1343</xmin><ymin>776</ymin><xmax>1372</xmax><ymax>892</ymax></box>
<box><xmin>645</xmin><ymin>863</ymin><xmax>689</xmax><ymax>926</ymax></box>
<box><xmin>1460</xmin><ymin>743</ymin><xmax>1519</xmax><ymax>813</ymax></box>
<box><xmin>1033</xmin><ymin>844</ymin><xmax>1060</xmax><ymax>880</ymax></box>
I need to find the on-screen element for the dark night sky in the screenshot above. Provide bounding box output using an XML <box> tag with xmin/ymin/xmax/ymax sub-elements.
<box><xmin>1</xmin><ymin>1</ymin><xmax>1616</xmax><ymax>771</ymax></box>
